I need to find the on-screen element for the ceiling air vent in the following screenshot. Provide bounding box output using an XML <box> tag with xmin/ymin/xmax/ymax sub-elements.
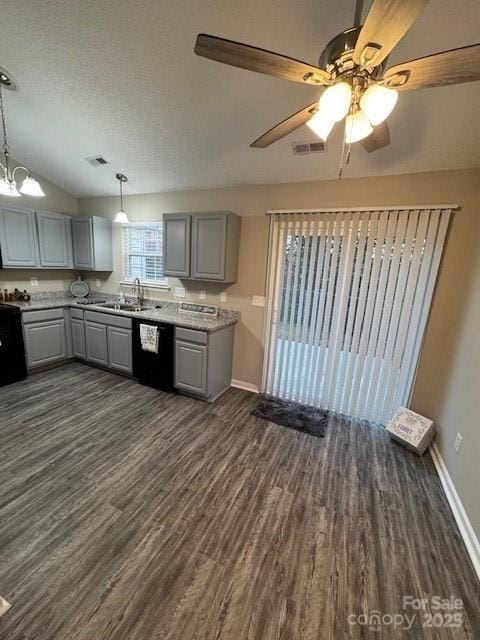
<box><xmin>85</xmin><ymin>155</ymin><xmax>109</xmax><ymax>167</ymax></box>
<box><xmin>291</xmin><ymin>140</ymin><xmax>326</xmax><ymax>155</ymax></box>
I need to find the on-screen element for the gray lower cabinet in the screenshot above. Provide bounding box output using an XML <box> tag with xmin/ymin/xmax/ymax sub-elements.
<box><xmin>163</xmin><ymin>211</ymin><xmax>240</xmax><ymax>282</ymax></box>
<box><xmin>22</xmin><ymin>309</ymin><xmax>67</xmax><ymax>369</ymax></box>
<box><xmin>72</xmin><ymin>216</ymin><xmax>113</xmax><ymax>271</ymax></box>
<box><xmin>36</xmin><ymin>210</ymin><xmax>73</xmax><ymax>268</ymax></box>
<box><xmin>175</xmin><ymin>340</ymin><xmax>207</xmax><ymax>396</ymax></box>
<box><xmin>0</xmin><ymin>206</ymin><xmax>39</xmax><ymax>268</ymax></box>
<box><xmin>71</xmin><ymin>318</ymin><xmax>86</xmax><ymax>359</ymax></box>
<box><xmin>107</xmin><ymin>326</ymin><xmax>132</xmax><ymax>374</ymax></box>
<box><xmin>85</xmin><ymin>322</ymin><xmax>108</xmax><ymax>366</ymax></box>
<box><xmin>174</xmin><ymin>325</ymin><xmax>234</xmax><ymax>401</ymax></box>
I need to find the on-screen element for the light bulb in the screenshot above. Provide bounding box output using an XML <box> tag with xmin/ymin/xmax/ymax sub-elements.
<box><xmin>19</xmin><ymin>176</ymin><xmax>45</xmax><ymax>197</ymax></box>
<box><xmin>345</xmin><ymin>110</ymin><xmax>373</xmax><ymax>143</ymax></box>
<box><xmin>114</xmin><ymin>210</ymin><xmax>129</xmax><ymax>224</ymax></box>
<box><xmin>319</xmin><ymin>82</ymin><xmax>352</xmax><ymax>123</ymax></box>
<box><xmin>306</xmin><ymin>109</ymin><xmax>335</xmax><ymax>141</ymax></box>
<box><xmin>360</xmin><ymin>84</ymin><xmax>398</xmax><ymax>125</ymax></box>
<box><xmin>0</xmin><ymin>177</ymin><xmax>21</xmax><ymax>197</ymax></box>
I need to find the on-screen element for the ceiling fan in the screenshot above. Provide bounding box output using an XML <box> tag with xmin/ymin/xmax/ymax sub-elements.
<box><xmin>194</xmin><ymin>0</ymin><xmax>480</xmax><ymax>155</ymax></box>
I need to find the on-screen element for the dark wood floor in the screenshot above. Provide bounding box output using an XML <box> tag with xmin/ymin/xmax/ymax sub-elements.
<box><xmin>0</xmin><ymin>363</ymin><xmax>478</xmax><ymax>640</ymax></box>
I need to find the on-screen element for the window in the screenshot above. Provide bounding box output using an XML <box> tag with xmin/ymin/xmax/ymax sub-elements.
<box><xmin>122</xmin><ymin>222</ymin><xmax>169</xmax><ymax>287</ymax></box>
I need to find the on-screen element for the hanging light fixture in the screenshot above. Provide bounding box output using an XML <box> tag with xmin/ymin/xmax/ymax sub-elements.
<box><xmin>345</xmin><ymin>108</ymin><xmax>373</xmax><ymax>144</ymax></box>
<box><xmin>114</xmin><ymin>173</ymin><xmax>129</xmax><ymax>223</ymax></box>
<box><xmin>0</xmin><ymin>71</ymin><xmax>45</xmax><ymax>198</ymax></box>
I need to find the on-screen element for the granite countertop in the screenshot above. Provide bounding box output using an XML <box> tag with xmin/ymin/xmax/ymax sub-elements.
<box><xmin>10</xmin><ymin>298</ymin><xmax>240</xmax><ymax>332</ymax></box>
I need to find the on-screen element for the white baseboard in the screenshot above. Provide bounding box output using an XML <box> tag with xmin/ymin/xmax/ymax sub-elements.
<box><xmin>430</xmin><ymin>442</ymin><xmax>480</xmax><ymax>581</ymax></box>
<box><xmin>231</xmin><ymin>379</ymin><xmax>259</xmax><ymax>394</ymax></box>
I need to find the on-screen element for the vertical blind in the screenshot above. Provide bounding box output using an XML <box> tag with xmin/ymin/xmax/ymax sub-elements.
<box><xmin>122</xmin><ymin>223</ymin><xmax>168</xmax><ymax>286</ymax></box>
<box><xmin>263</xmin><ymin>206</ymin><xmax>452</xmax><ymax>425</ymax></box>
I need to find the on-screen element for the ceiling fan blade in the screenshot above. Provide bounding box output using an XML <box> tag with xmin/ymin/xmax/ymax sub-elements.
<box><xmin>383</xmin><ymin>43</ymin><xmax>480</xmax><ymax>91</ymax></box>
<box><xmin>360</xmin><ymin>121</ymin><xmax>390</xmax><ymax>152</ymax></box>
<box><xmin>353</xmin><ymin>0</ymin><xmax>429</xmax><ymax>68</ymax></box>
<box><xmin>195</xmin><ymin>34</ymin><xmax>331</xmax><ymax>86</ymax></box>
<box><xmin>250</xmin><ymin>102</ymin><xmax>319</xmax><ymax>148</ymax></box>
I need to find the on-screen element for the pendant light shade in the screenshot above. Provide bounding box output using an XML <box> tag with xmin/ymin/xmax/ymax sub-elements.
<box><xmin>319</xmin><ymin>82</ymin><xmax>352</xmax><ymax>123</ymax></box>
<box><xmin>306</xmin><ymin>110</ymin><xmax>335</xmax><ymax>141</ymax></box>
<box><xmin>0</xmin><ymin>176</ymin><xmax>20</xmax><ymax>196</ymax></box>
<box><xmin>345</xmin><ymin>109</ymin><xmax>373</xmax><ymax>143</ymax></box>
<box><xmin>19</xmin><ymin>175</ymin><xmax>45</xmax><ymax>197</ymax></box>
<box><xmin>360</xmin><ymin>84</ymin><xmax>398</xmax><ymax>126</ymax></box>
<box><xmin>114</xmin><ymin>173</ymin><xmax>129</xmax><ymax>224</ymax></box>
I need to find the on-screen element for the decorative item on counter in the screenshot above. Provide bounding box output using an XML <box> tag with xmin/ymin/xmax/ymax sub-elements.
<box><xmin>0</xmin><ymin>288</ymin><xmax>30</xmax><ymax>302</ymax></box>
<box><xmin>70</xmin><ymin>276</ymin><xmax>90</xmax><ymax>299</ymax></box>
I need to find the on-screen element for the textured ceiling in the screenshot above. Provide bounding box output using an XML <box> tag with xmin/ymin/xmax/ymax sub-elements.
<box><xmin>0</xmin><ymin>0</ymin><xmax>479</xmax><ymax>197</ymax></box>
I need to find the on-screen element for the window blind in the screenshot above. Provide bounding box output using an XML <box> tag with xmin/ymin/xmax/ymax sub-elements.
<box><xmin>263</xmin><ymin>206</ymin><xmax>452</xmax><ymax>425</ymax></box>
<box><xmin>122</xmin><ymin>223</ymin><xmax>168</xmax><ymax>286</ymax></box>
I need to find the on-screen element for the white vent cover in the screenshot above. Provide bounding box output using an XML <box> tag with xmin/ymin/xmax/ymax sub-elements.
<box><xmin>85</xmin><ymin>155</ymin><xmax>108</xmax><ymax>166</ymax></box>
<box><xmin>291</xmin><ymin>140</ymin><xmax>326</xmax><ymax>155</ymax></box>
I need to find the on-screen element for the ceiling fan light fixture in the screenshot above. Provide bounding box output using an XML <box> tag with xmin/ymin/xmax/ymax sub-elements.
<box><xmin>319</xmin><ymin>82</ymin><xmax>352</xmax><ymax>123</ymax></box>
<box><xmin>345</xmin><ymin>109</ymin><xmax>373</xmax><ymax>143</ymax></box>
<box><xmin>360</xmin><ymin>84</ymin><xmax>398</xmax><ymax>126</ymax></box>
<box><xmin>18</xmin><ymin>175</ymin><xmax>45</xmax><ymax>197</ymax></box>
<box><xmin>306</xmin><ymin>109</ymin><xmax>335</xmax><ymax>141</ymax></box>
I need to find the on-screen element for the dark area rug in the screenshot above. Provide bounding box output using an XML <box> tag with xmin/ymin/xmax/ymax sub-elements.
<box><xmin>251</xmin><ymin>395</ymin><xmax>329</xmax><ymax>438</ymax></box>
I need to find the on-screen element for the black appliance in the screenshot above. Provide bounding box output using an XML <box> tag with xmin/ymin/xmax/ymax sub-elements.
<box><xmin>0</xmin><ymin>304</ymin><xmax>28</xmax><ymax>386</ymax></box>
<box><xmin>132</xmin><ymin>319</ymin><xmax>174</xmax><ymax>391</ymax></box>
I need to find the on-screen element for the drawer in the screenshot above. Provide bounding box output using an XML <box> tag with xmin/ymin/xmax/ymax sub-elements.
<box><xmin>70</xmin><ymin>307</ymin><xmax>85</xmax><ymax>319</ymax></box>
<box><xmin>84</xmin><ymin>310</ymin><xmax>132</xmax><ymax>329</ymax></box>
<box><xmin>175</xmin><ymin>326</ymin><xmax>208</xmax><ymax>345</ymax></box>
<box><xmin>22</xmin><ymin>308</ymin><xmax>65</xmax><ymax>324</ymax></box>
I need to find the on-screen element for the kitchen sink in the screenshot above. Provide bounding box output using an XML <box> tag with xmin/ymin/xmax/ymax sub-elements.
<box><xmin>99</xmin><ymin>302</ymin><xmax>152</xmax><ymax>312</ymax></box>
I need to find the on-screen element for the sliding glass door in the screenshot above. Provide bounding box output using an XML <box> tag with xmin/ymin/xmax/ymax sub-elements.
<box><xmin>263</xmin><ymin>207</ymin><xmax>452</xmax><ymax>425</ymax></box>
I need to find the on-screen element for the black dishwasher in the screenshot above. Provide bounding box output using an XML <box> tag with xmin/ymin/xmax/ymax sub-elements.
<box><xmin>0</xmin><ymin>304</ymin><xmax>28</xmax><ymax>386</ymax></box>
<box><xmin>132</xmin><ymin>319</ymin><xmax>174</xmax><ymax>391</ymax></box>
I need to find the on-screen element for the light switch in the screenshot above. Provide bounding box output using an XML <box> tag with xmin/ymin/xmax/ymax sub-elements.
<box><xmin>95</xmin><ymin>279</ymin><xmax>101</xmax><ymax>288</ymax></box>
<box><xmin>252</xmin><ymin>295</ymin><xmax>265</xmax><ymax>307</ymax></box>
<box><xmin>30</xmin><ymin>277</ymin><xmax>38</xmax><ymax>287</ymax></box>
<box><xmin>199</xmin><ymin>290</ymin><xmax>206</xmax><ymax>300</ymax></box>
<box><xmin>175</xmin><ymin>286</ymin><xmax>186</xmax><ymax>298</ymax></box>
<box><xmin>220</xmin><ymin>292</ymin><xmax>227</xmax><ymax>303</ymax></box>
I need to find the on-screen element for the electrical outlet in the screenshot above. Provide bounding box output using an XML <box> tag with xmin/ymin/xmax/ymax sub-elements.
<box><xmin>220</xmin><ymin>292</ymin><xmax>227</xmax><ymax>303</ymax></box>
<box><xmin>174</xmin><ymin>286</ymin><xmax>186</xmax><ymax>298</ymax></box>
<box><xmin>454</xmin><ymin>433</ymin><xmax>463</xmax><ymax>453</ymax></box>
<box><xmin>198</xmin><ymin>290</ymin><xmax>206</xmax><ymax>300</ymax></box>
<box><xmin>30</xmin><ymin>277</ymin><xmax>38</xmax><ymax>287</ymax></box>
<box><xmin>252</xmin><ymin>295</ymin><xmax>265</xmax><ymax>307</ymax></box>
<box><xmin>95</xmin><ymin>279</ymin><xmax>101</xmax><ymax>288</ymax></box>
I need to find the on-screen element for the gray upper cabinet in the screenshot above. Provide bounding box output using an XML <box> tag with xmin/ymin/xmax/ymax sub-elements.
<box><xmin>72</xmin><ymin>216</ymin><xmax>113</xmax><ymax>271</ymax></box>
<box><xmin>0</xmin><ymin>206</ymin><xmax>39</xmax><ymax>268</ymax></box>
<box><xmin>163</xmin><ymin>214</ymin><xmax>191</xmax><ymax>277</ymax></box>
<box><xmin>163</xmin><ymin>211</ymin><xmax>240</xmax><ymax>283</ymax></box>
<box><xmin>36</xmin><ymin>210</ymin><xmax>73</xmax><ymax>268</ymax></box>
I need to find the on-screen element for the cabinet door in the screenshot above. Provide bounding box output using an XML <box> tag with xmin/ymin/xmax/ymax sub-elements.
<box><xmin>0</xmin><ymin>207</ymin><xmax>39</xmax><ymax>268</ymax></box>
<box><xmin>85</xmin><ymin>322</ymin><xmax>108</xmax><ymax>366</ymax></box>
<box><xmin>36</xmin><ymin>211</ymin><xmax>73</xmax><ymax>268</ymax></box>
<box><xmin>23</xmin><ymin>319</ymin><xmax>67</xmax><ymax>368</ymax></box>
<box><xmin>72</xmin><ymin>218</ymin><xmax>94</xmax><ymax>269</ymax></box>
<box><xmin>191</xmin><ymin>213</ymin><xmax>227</xmax><ymax>280</ymax></box>
<box><xmin>163</xmin><ymin>214</ymin><xmax>191</xmax><ymax>277</ymax></box>
<box><xmin>71</xmin><ymin>318</ymin><xmax>86</xmax><ymax>359</ymax></box>
<box><xmin>175</xmin><ymin>340</ymin><xmax>207</xmax><ymax>396</ymax></box>
<box><xmin>107</xmin><ymin>326</ymin><xmax>132</xmax><ymax>374</ymax></box>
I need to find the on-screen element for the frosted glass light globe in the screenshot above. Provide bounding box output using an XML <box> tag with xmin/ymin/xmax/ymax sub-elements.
<box><xmin>360</xmin><ymin>84</ymin><xmax>398</xmax><ymax>125</ymax></box>
<box><xmin>19</xmin><ymin>176</ymin><xmax>45</xmax><ymax>197</ymax></box>
<box><xmin>345</xmin><ymin>110</ymin><xmax>373</xmax><ymax>143</ymax></box>
<box><xmin>307</xmin><ymin>109</ymin><xmax>335</xmax><ymax>141</ymax></box>
<box><xmin>114</xmin><ymin>210</ymin><xmax>130</xmax><ymax>224</ymax></box>
<box><xmin>319</xmin><ymin>82</ymin><xmax>352</xmax><ymax>123</ymax></box>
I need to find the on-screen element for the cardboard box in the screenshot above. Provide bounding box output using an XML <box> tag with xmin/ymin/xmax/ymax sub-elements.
<box><xmin>386</xmin><ymin>407</ymin><xmax>435</xmax><ymax>455</ymax></box>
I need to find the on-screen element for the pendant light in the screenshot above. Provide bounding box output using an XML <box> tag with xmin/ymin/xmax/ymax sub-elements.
<box><xmin>114</xmin><ymin>173</ymin><xmax>129</xmax><ymax>224</ymax></box>
<box><xmin>0</xmin><ymin>71</ymin><xmax>45</xmax><ymax>198</ymax></box>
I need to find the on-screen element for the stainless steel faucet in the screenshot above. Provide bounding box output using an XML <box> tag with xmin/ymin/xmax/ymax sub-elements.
<box><xmin>132</xmin><ymin>278</ymin><xmax>144</xmax><ymax>306</ymax></box>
